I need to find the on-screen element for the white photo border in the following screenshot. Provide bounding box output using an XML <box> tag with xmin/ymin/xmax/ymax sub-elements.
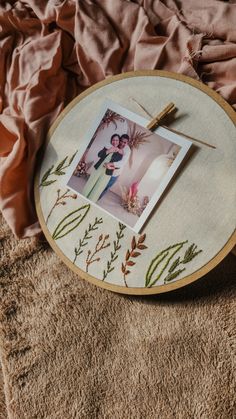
<box><xmin>64</xmin><ymin>99</ymin><xmax>192</xmax><ymax>233</ymax></box>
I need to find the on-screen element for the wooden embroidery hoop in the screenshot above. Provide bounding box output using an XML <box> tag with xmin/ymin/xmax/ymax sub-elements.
<box><xmin>34</xmin><ymin>70</ymin><xmax>236</xmax><ymax>295</ymax></box>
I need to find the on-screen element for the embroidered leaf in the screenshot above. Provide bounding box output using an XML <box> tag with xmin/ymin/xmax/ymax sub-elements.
<box><xmin>131</xmin><ymin>251</ymin><xmax>141</xmax><ymax>257</ymax></box>
<box><xmin>55</xmin><ymin>157</ymin><xmax>68</xmax><ymax>172</ymax></box>
<box><xmin>103</xmin><ymin>222</ymin><xmax>126</xmax><ymax>281</ymax></box>
<box><xmin>126</xmin><ymin>250</ymin><xmax>130</xmax><ymax>260</ymax></box>
<box><xmin>181</xmin><ymin>244</ymin><xmax>202</xmax><ymax>263</ymax></box>
<box><xmin>131</xmin><ymin>237</ymin><xmax>136</xmax><ymax>250</ymax></box>
<box><xmin>54</xmin><ymin>170</ymin><xmax>66</xmax><ymax>176</ymax></box>
<box><xmin>145</xmin><ymin>242</ymin><xmax>188</xmax><ymax>287</ymax></box>
<box><xmin>68</xmin><ymin>151</ymin><xmax>77</xmax><ymax>165</ymax></box>
<box><xmin>164</xmin><ymin>268</ymin><xmax>186</xmax><ymax>283</ymax></box>
<box><xmin>125</xmin><ymin>270</ymin><xmax>130</xmax><ymax>275</ymax></box>
<box><xmin>168</xmin><ymin>257</ymin><xmax>180</xmax><ymax>273</ymax></box>
<box><xmin>41</xmin><ymin>166</ymin><xmax>53</xmax><ymax>183</ymax></box>
<box><xmin>127</xmin><ymin>260</ymin><xmax>135</xmax><ymax>266</ymax></box>
<box><xmin>52</xmin><ymin>204</ymin><xmax>90</xmax><ymax>240</ymax></box>
<box><xmin>137</xmin><ymin>244</ymin><xmax>147</xmax><ymax>250</ymax></box>
<box><xmin>121</xmin><ymin>232</ymin><xmax>147</xmax><ymax>287</ymax></box>
<box><xmin>138</xmin><ymin>234</ymin><xmax>146</xmax><ymax>244</ymax></box>
<box><xmin>41</xmin><ymin>180</ymin><xmax>57</xmax><ymax>186</ymax></box>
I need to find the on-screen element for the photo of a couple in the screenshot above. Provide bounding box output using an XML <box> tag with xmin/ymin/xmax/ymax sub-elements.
<box><xmin>66</xmin><ymin>102</ymin><xmax>192</xmax><ymax>232</ymax></box>
<box><xmin>82</xmin><ymin>133</ymin><xmax>130</xmax><ymax>202</ymax></box>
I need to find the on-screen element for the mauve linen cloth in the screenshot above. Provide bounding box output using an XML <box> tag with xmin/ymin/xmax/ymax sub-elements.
<box><xmin>0</xmin><ymin>0</ymin><xmax>236</xmax><ymax>238</ymax></box>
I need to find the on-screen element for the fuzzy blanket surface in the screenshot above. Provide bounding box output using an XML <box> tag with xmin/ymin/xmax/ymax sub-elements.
<box><xmin>0</xmin><ymin>213</ymin><xmax>235</xmax><ymax>418</ymax></box>
<box><xmin>0</xmin><ymin>0</ymin><xmax>236</xmax><ymax>238</ymax></box>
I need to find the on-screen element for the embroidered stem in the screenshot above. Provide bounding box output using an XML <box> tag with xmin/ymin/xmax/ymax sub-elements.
<box><xmin>145</xmin><ymin>241</ymin><xmax>202</xmax><ymax>287</ymax></box>
<box><xmin>147</xmin><ymin>243</ymin><xmax>185</xmax><ymax>288</ymax></box>
<box><xmin>103</xmin><ymin>222</ymin><xmax>126</xmax><ymax>281</ymax></box>
<box><xmin>86</xmin><ymin>234</ymin><xmax>110</xmax><ymax>273</ymax></box>
<box><xmin>46</xmin><ymin>189</ymin><xmax>77</xmax><ymax>224</ymax></box>
<box><xmin>40</xmin><ymin>151</ymin><xmax>77</xmax><ymax>187</ymax></box>
<box><xmin>73</xmin><ymin>217</ymin><xmax>103</xmax><ymax>264</ymax></box>
<box><xmin>162</xmin><ymin>243</ymin><xmax>202</xmax><ymax>284</ymax></box>
<box><xmin>121</xmin><ymin>234</ymin><xmax>148</xmax><ymax>287</ymax></box>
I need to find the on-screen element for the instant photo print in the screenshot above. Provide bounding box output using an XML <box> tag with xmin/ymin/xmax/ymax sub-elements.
<box><xmin>65</xmin><ymin>100</ymin><xmax>192</xmax><ymax>233</ymax></box>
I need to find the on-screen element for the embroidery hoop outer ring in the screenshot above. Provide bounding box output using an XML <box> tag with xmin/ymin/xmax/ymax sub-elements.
<box><xmin>34</xmin><ymin>70</ymin><xmax>236</xmax><ymax>295</ymax></box>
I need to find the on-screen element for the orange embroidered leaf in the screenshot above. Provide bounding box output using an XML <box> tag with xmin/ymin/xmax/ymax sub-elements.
<box><xmin>121</xmin><ymin>263</ymin><xmax>126</xmax><ymax>273</ymax></box>
<box><xmin>131</xmin><ymin>251</ymin><xmax>141</xmax><ymax>257</ymax></box>
<box><xmin>138</xmin><ymin>234</ymin><xmax>146</xmax><ymax>243</ymax></box>
<box><xmin>131</xmin><ymin>236</ymin><xmax>136</xmax><ymax>250</ymax></box>
<box><xmin>126</xmin><ymin>250</ymin><xmax>130</xmax><ymax>260</ymax></box>
<box><xmin>127</xmin><ymin>260</ymin><xmax>135</xmax><ymax>266</ymax></box>
<box><xmin>137</xmin><ymin>244</ymin><xmax>148</xmax><ymax>250</ymax></box>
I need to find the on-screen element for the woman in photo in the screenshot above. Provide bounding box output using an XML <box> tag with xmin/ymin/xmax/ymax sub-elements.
<box><xmin>82</xmin><ymin>134</ymin><xmax>124</xmax><ymax>202</ymax></box>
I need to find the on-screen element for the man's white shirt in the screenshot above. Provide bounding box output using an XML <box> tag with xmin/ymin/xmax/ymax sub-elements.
<box><xmin>112</xmin><ymin>145</ymin><xmax>131</xmax><ymax>177</ymax></box>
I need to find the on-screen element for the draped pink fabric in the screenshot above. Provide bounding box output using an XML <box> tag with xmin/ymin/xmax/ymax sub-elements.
<box><xmin>0</xmin><ymin>0</ymin><xmax>236</xmax><ymax>238</ymax></box>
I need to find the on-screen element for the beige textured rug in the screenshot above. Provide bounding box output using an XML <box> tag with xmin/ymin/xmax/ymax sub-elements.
<box><xmin>0</xmin><ymin>366</ymin><xmax>7</xmax><ymax>419</ymax></box>
<box><xmin>0</xmin><ymin>212</ymin><xmax>235</xmax><ymax>419</ymax></box>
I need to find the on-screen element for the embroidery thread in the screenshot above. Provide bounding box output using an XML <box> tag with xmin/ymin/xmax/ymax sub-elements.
<box><xmin>52</xmin><ymin>204</ymin><xmax>90</xmax><ymax>240</ymax></box>
<box><xmin>145</xmin><ymin>241</ymin><xmax>202</xmax><ymax>287</ymax></box>
<box><xmin>86</xmin><ymin>234</ymin><xmax>110</xmax><ymax>273</ymax></box>
<box><xmin>40</xmin><ymin>151</ymin><xmax>77</xmax><ymax>187</ymax></box>
<box><xmin>46</xmin><ymin>189</ymin><xmax>77</xmax><ymax>224</ymax></box>
<box><xmin>162</xmin><ymin>243</ymin><xmax>202</xmax><ymax>284</ymax></box>
<box><xmin>73</xmin><ymin>217</ymin><xmax>103</xmax><ymax>264</ymax></box>
<box><xmin>121</xmin><ymin>234</ymin><xmax>148</xmax><ymax>287</ymax></box>
<box><xmin>103</xmin><ymin>222</ymin><xmax>126</xmax><ymax>281</ymax></box>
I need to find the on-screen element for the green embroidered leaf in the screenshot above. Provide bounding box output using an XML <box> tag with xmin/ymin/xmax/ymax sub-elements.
<box><xmin>164</xmin><ymin>268</ymin><xmax>186</xmax><ymax>283</ymax></box>
<box><xmin>40</xmin><ymin>166</ymin><xmax>54</xmax><ymax>184</ymax></box>
<box><xmin>52</xmin><ymin>204</ymin><xmax>90</xmax><ymax>240</ymax></box>
<box><xmin>181</xmin><ymin>244</ymin><xmax>202</xmax><ymax>263</ymax></box>
<box><xmin>54</xmin><ymin>170</ymin><xmax>66</xmax><ymax>176</ymax></box>
<box><xmin>145</xmin><ymin>241</ymin><xmax>188</xmax><ymax>287</ymax></box>
<box><xmin>168</xmin><ymin>257</ymin><xmax>180</xmax><ymax>273</ymax></box>
<box><xmin>55</xmin><ymin>157</ymin><xmax>68</xmax><ymax>172</ymax></box>
<box><xmin>103</xmin><ymin>222</ymin><xmax>126</xmax><ymax>282</ymax></box>
<box><xmin>68</xmin><ymin>151</ymin><xmax>77</xmax><ymax>165</ymax></box>
<box><xmin>41</xmin><ymin>180</ymin><xmax>57</xmax><ymax>187</ymax></box>
<box><xmin>72</xmin><ymin>216</ymin><xmax>104</xmax><ymax>265</ymax></box>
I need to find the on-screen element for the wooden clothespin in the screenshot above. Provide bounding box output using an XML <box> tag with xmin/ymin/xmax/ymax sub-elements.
<box><xmin>147</xmin><ymin>103</ymin><xmax>175</xmax><ymax>130</ymax></box>
<box><xmin>131</xmin><ymin>98</ymin><xmax>216</xmax><ymax>149</ymax></box>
